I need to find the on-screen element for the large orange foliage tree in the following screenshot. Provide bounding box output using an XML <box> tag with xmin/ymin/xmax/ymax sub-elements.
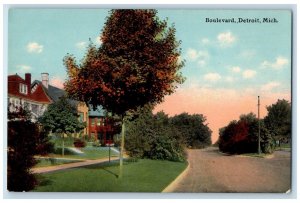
<box><xmin>64</xmin><ymin>9</ymin><xmax>185</xmax><ymax>177</ymax></box>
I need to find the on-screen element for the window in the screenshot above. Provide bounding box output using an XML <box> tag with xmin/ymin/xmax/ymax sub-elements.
<box><xmin>79</xmin><ymin>112</ymin><xmax>84</xmax><ymax>122</ymax></box>
<box><xmin>31</xmin><ymin>104</ymin><xmax>39</xmax><ymax>114</ymax></box>
<box><xmin>31</xmin><ymin>84</ymin><xmax>38</xmax><ymax>93</ymax></box>
<box><xmin>19</xmin><ymin>83</ymin><xmax>28</xmax><ymax>94</ymax></box>
<box><xmin>97</xmin><ymin>118</ymin><xmax>101</xmax><ymax>126</ymax></box>
<box><xmin>91</xmin><ymin>118</ymin><xmax>95</xmax><ymax>126</ymax></box>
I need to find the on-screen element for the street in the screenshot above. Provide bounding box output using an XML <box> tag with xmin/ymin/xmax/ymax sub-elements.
<box><xmin>169</xmin><ymin>147</ymin><xmax>291</xmax><ymax>193</ymax></box>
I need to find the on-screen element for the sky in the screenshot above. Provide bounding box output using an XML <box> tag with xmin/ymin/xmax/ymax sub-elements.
<box><xmin>8</xmin><ymin>9</ymin><xmax>291</xmax><ymax>143</ymax></box>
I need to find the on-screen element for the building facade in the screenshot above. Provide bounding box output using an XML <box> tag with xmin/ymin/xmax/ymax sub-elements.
<box><xmin>8</xmin><ymin>72</ymin><xmax>117</xmax><ymax>143</ymax></box>
<box><xmin>88</xmin><ymin>106</ymin><xmax>114</xmax><ymax>145</ymax></box>
<box><xmin>8</xmin><ymin>73</ymin><xmax>52</xmax><ymax>121</ymax></box>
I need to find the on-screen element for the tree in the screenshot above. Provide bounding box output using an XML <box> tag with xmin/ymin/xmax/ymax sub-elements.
<box><xmin>8</xmin><ymin>107</ymin><xmax>38</xmax><ymax>191</ymax></box>
<box><xmin>64</xmin><ymin>9</ymin><xmax>185</xmax><ymax>177</ymax></box>
<box><xmin>218</xmin><ymin>113</ymin><xmax>274</xmax><ymax>154</ymax></box>
<box><xmin>170</xmin><ymin>113</ymin><xmax>212</xmax><ymax>148</ymax></box>
<box><xmin>125</xmin><ymin>106</ymin><xmax>185</xmax><ymax>162</ymax></box>
<box><xmin>264</xmin><ymin>99</ymin><xmax>291</xmax><ymax>146</ymax></box>
<box><xmin>38</xmin><ymin>96</ymin><xmax>85</xmax><ymax>156</ymax></box>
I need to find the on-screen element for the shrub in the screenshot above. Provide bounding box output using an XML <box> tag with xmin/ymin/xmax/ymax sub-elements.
<box><xmin>73</xmin><ymin>139</ymin><xmax>86</xmax><ymax>148</ymax></box>
<box><xmin>8</xmin><ymin>120</ymin><xmax>39</xmax><ymax>191</ymax></box>
<box><xmin>92</xmin><ymin>140</ymin><xmax>101</xmax><ymax>147</ymax></box>
<box><xmin>125</xmin><ymin>107</ymin><xmax>186</xmax><ymax>162</ymax></box>
<box><xmin>219</xmin><ymin>113</ymin><xmax>275</xmax><ymax>154</ymax></box>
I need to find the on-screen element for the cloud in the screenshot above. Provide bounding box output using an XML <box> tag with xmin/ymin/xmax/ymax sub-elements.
<box><xmin>217</xmin><ymin>31</ymin><xmax>236</xmax><ymax>47</ymax></box>
<box><xmin>204</xmin><ymin>73</ymin><xmax>221</xmax><ymax>82</ymax></box>
<box><xmin>16</xmin><ymin>64</ymin><xmax>31</xmax><ymax>73</ymax></box>
<box><xmin>225</xmin><ymin>76</ymin><xmax>235</xmax><ymax>83</ymax></box>
<box><xmin>186</xmin><ymin>48</ymin><xmax>209</xmax><ymax>67</ymax></box>
<box><xmin>49</xmin><ymin>76</ymin><xmax>65</xmax><ymax>89</ymax></box>
<box><xmin>95</xmin><ymin>36</ymin><xmax>103</xmax><ymax>45</ymax></box>
<box><xmin>201</xmin><ymin>38</ymin><xmax>210</xmax><ymax>45</ymax></box>
<box><xmin>76</xmin><ymin>41</ymin><xmax>87</xmax><ymax>49</ymax></box>
<box><xmin>261</xmin><ymin>82</ymin><xmax>281</xmax><ymax>91</ymax></box>
<box><xmin>230</xmin><ymin>66</ymin><xmax>241</xmax><ymax>73</ymax></box>
<box><xmin>242</xmin><ymin>69</ymin><xmax>256</xmax><ymax>79</ymax></box>
<box><xmin>187</xmin><ymin>48</ymin><xmax>198</xmax><ymax>61</ymax></box>
<box><xmin>261</xmin><ymin>56</ymin><xmax>289</xmax><ymax>70</ymax></box>
<box><xmin>26</xmin><ymin>42</ymin><xmax>43</xmax><ymax>53</ymax></box>
<box><xmin>239</xmin><ymin>50</ymin><xmax>256</xmax><ymax>58</ymax></box>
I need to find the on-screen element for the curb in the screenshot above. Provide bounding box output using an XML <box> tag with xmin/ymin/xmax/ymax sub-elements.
<box><xmin>161</xmin><ymin>161</ymin><xmax>190</xmax><ymax>193</ymax></box>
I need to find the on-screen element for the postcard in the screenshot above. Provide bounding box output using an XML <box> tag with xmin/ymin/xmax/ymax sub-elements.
<box><xmin>6</xmin><ymin>8</ymin><xmax>291</xmax><ymax>194</ymax></box>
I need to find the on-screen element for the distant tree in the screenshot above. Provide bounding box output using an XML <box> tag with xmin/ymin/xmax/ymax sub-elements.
<box><xmin>170</xmin><ymin>113</ymin><xmax>212</xmax><ymax>148</ymax></box>
<box><xmin>218</xmin><ymin>113</ymin><xmax>274</xmax><ymax>154</ymax></box>
<box><xmin>264</xmin><ymin>99</ymin><xmax>291</xmax><ymax>146</ymax></box>
<box><xmin>239</xmin><ymin>112</ymin><xmax>257</xmax><ymax>123</ymax></box>
<box><xmin>38</xmin><ymin>96</ymin><xmax>85</xmax><ymax>156</ymax></box>
<box><xmin>64</xmin><ymin>9</ymin><xmax>185</xmax><ymax>177</ymax></box>
<box><xmin>8</xmin><ymin>107</ymin><xmax>38</xmax><ymax>191</ymax></box>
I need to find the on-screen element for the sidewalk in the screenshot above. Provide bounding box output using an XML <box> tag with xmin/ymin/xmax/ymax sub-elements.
<box><xmin>32</xmin><ymin>157</ymin><xmax>120</xmax><ymax>174</ymax></box>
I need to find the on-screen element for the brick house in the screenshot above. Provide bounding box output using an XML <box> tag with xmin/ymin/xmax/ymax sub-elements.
<box><xmin>8</xmin><ymin>73</ymin><xmax>89</xmax><ymax>135</ymax></box>
<box><xmin>88</xmin><ymin>105</ymin><xmax>115</xmax><ymax>145</ymax></box>
<box><xmin>8</xmin><ymin>72</ymin><xmax>115</xmax><ymax>144</ymax></box>
<box><xmin>8</xmin><ymin>73</ymin><xmax>52</xmax><ymax>121</ymax></box>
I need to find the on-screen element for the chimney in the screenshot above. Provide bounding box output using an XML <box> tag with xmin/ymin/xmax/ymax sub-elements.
<box><xmin>25</xmin><ymin>73</ymin><xmax>31</xmax><ymax>85</ymax></box>
<box><xmin>41</xmin><ymin>73</ymin><xmax>49</xmax><ymax>89</ymax></box>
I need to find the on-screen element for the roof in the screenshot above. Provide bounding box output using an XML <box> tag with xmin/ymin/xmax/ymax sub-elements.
<box><xmin>32</xmin><ymin>80</ymin><xmax>79</xmax><ymax>107</ymax></box>
<box><xmin>89</xmin><ymin>105</ymin><xmax>105</xmax><ymax>117</ymax></box>
<box><xmin>8</xmin><ymin>74</ymin><xmax>52</xmax><ymax>104</ymax></box>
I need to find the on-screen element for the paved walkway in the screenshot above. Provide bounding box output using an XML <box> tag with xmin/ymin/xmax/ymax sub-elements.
<box><xmin>32</xmin><ymin>157</ymin><xmax>120</xmax><ymax>174</ymax></box>
<box><xmin>166</xmin><ymin>147</ymin><xmax>291</xmax><ymax>193</ymax></box>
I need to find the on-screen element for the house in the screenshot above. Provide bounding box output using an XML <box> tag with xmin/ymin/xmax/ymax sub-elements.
<box><xmin>8</xmin><ymin>72</ymin><xmax>115</xmax><ymax>144</ymax></box>
<box><xmin>8</xmin><ymin>73</ymin><xmax>52</xmax><ymax>121</ymax></box>
<box><xmin>31</xmin><ymin>73</ymin><xmax>90</xmax><ymax>136</ymax></box>
<box><xmin>88</xmin><ymin>105</ymin><xmax>115</xmax><ymax>145</ymax></box>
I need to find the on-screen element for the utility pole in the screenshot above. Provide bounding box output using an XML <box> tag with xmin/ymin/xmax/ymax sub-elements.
<box><xmin>258</xmin><ymin>96</ymin><xmax>261</xmax><ymax>154</ymax></box>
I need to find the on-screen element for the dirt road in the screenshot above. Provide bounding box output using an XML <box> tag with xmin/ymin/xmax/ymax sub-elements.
<box><xmin>170</xmin><ymin>147</ymin><xmax>291</xmax><ymax>193</ymax></box>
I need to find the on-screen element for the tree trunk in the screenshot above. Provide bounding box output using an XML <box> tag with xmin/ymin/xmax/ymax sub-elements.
<box><xmin>119</xmin><ymin>117</ymin><xmax>125</xmax><ymax>178</ymax></box>
<box><xmin>62</xmin><ymin>133</ymin><xmax>65</xmax><ymax>157</ymax></box>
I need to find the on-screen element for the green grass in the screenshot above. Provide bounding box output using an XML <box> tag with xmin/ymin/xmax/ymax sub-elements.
<box><xmin>35</xmin><ymin>158</ymin><xmax>83</xmax><ymax>168</ymax></box>
<box><xmin>33</xmin><ymin>159</ymin><xmax>187</xmax><ymax>192</ymax></box>
<box><xmin>48</xmin><ymin>147</ymin><xmax>119</xmax><ymax>160</ymax></box>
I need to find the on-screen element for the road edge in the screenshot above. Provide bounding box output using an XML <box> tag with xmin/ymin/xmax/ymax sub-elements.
<box><xmin>161</xmin><ymin>161</ymin><xmax>190</xmax><ymax>193</ymax></box>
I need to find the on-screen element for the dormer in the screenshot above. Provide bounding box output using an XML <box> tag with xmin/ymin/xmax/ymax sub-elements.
<box><xmin>19</xmin><ymin>83</ymin><xmax>28</xmax><ymax>95</ymax></box>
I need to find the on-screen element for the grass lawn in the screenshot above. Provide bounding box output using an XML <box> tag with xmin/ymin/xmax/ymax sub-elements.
<box><xmin>47</xmin><ymin>146</ymin><xmax>119</xmax><ymax>160</ymax></box>
<box><xmin>33</xmin><ymin>159</ymin><xmax>187</xmax><ymax>192</ymax></box>
<box><xmin>35</xmin><ymin>158</ymin><xmax>83</xmax><ymax>168</ymax></box>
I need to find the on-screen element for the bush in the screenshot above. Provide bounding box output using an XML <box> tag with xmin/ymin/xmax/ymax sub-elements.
<box><xmin>218</xmin><ymin>113</ymin><xmax>275</xmax><ymax>154</ymax></box>
<box><xmin>125</xmin><ymin>107</ymin><xmax>186</xmax><ymax>162</ymax></box>
<box><xmin>73</xmin><ymin>139</ymin><xmax>86</xmax><ymax>148</ymax></box>
<box><xmin>92</xmin><ymin>140</ymin><xmax>101</xmax><ymax>147</ymax></box>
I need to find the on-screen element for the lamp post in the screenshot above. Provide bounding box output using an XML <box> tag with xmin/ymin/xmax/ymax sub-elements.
<box><xmin>258</xmin><ymin>96</ymin><xmax>261</xmax><ymax>154</ymax></box>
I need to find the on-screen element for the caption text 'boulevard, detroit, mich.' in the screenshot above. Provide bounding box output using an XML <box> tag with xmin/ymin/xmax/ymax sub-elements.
<box><xmin>205</xmin><ymin>17</ymin><xmax>278</xmax><ymax>23</ymax></box>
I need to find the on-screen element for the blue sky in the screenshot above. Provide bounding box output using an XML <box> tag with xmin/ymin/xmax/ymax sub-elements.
<box><xmin>8</xmin><ymin>9</ymin><xmax>291</xmax><ymax>142</ymax></box>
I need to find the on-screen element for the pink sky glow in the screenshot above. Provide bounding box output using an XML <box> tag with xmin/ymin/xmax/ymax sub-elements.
<box><xmin>154</xmin><ymin>87</ymin><xmax>290</xmax><ymax>143</ymax></box>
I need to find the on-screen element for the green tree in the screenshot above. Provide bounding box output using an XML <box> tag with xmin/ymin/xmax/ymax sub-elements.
<box><xmin>125</xmin><ymin>106</ymin><xmax>185</xmax><ymax>162</ymax></box>
<box><xmin>8</xmin><ymin>107</ymin><xmax>38</xmax><ymax>191</ymax></box>
<box><xmin>264</xmin><ymin>99</ymin><xmax>291</xmax><ymax>146</ymax></box>
<box><xmin>170</xmin><ymin>113</ymin><xmax>212</xmax><ymax>148</ymax></box>
<box><xmin>64</xmin><ymin>9</ymin><xmax>185</xmax><ymax>177</ymax></box>
<box><xmin>38</xmin><ymin>96</ymin><xmax>85</xmax><ymax>156</ymax></box>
